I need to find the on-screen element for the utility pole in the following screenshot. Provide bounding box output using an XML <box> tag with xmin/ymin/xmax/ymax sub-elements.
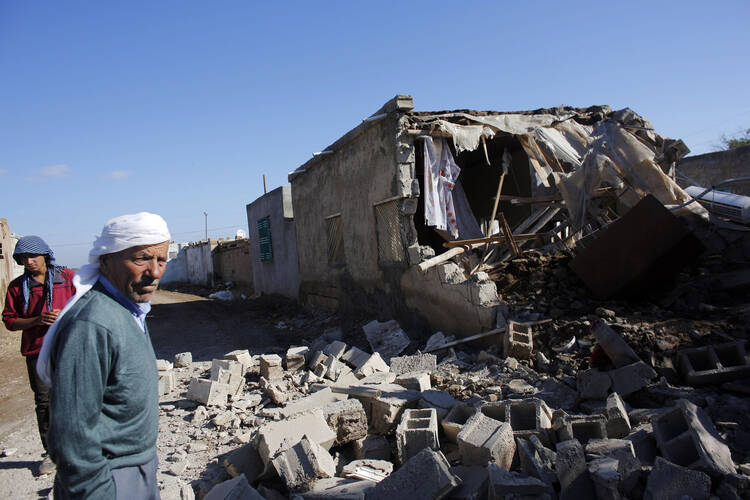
<box><xmin>203</xmin><ymin>212</ymin><xmax>208</xmax><ymax>242</ymax></box>
<box><xmin>263</xmin><ymin>174</ymin><xmax>267</xmax><ymax>194</ymax></box>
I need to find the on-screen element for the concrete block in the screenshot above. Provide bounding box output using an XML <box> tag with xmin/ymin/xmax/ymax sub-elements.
<box><xmin>577</xmin><ymin>368</ymin><xmax>612</xmax><ymax>399</ymax></box>
<box><xmin>300</xmin><ymin>477</ymin><xmax>375</xmax><ymax>499</ymax></box>
<box><xmin>341</xmin><ymin>346</ymin><xmax>370</xmax><ymax>370</ymax></box>
<box><xmin>487</xmin><ymin>464</ymin><xmax>553</xmax><ymax>499</ymax></box>
<box><xmin>323</xmin><ymin>340</ymin><xmax>348</xmax><ymax>359</ymax></box>
<box><xmin>259</xmin><ymin>354</ymin><xmax>284</xmax><ymax>381</ymax></box>
<box><xmin>256</xmin><ymin>409</ymin><xmax>336</xmax><ymax>464</ymax></box>
<box><xmin>358</xmin><ymin>371</ymin><xmax>396</xmax><ymax>385</ymax></box>
<box><xmin>605</xmin><ymin>392</ymin><xmax>631</xmax><ymax>438</ymax></box>
<box><xmin>396</xmin><ymin>408</ymin><xmax>439</xmax><ymax>464</ymax></box>
<box><xmin>341</xmin><ymin>459</ymin><xmax>393</xmax><ymax>481</ymax></box>
<box><xmin>271</xmin><ymin>435</ymin><xmax>335</xmax><ymax>489</ymax></box>
<box><xmin>587</xmin><ymin>457</ymin><xmax>620</xmax><ymax>500</ymax></box>
<box><xmin>624</xmin><ymin>423</ymin><xmax>657</xmax><ymax>465</ymax></box>
<box><xmin>503</xmin><ymin>321</ymin><xmax>533</xmax><ymax>359</ymax></box>
<box><xmin>280</xmin><ymin>387</ymin><xmax>347</xmax><ymax>418</ymax></box>
<box><xmin>354</xmin><ymin>352</ymin><xmax>390</xmax><ymax>379</ymax></box>
<box><xmin>677</xmin><ymin>341</ymin><xmax>750</xmax><ymax>385</ymax></box>
<box><xmin>418</xmin><ymin>390</ymin><xmax>457</xmax><ymax>421</ymax></box>
<box><xmin>158</xmin><ymin>370</ymin><xmax>176</xmax><ymax>395</ymax></box>
<box><xmin>644</xmin><ymin>457</ymin><xmax>711</xmax><ymax>500</ymax></box>
<box><xmin>362</xmin><ymin>319</ymin><xmax>410</xmax><ymax>362</ymax></box>
<box><xmin>585</xmin><ymin>438</ymin><xmax>640</xmax><ymax>490</ymax></box>
<box><xmin>652</xmin><ymin>398</ymin><xmax>736</xmax><ymax>476</ymax></box>
<box><xmin>222</xmin><ymin>443</ymin><xmax>265</xmax><ymax>483</ymax></box>
<box><xmin>353</xmin><ymin>434</ymin><xmax>391</xmax><ymax>461</ymax></box>
<box><xmin>211</xmin><ymin>359</ymin><xmax>244</xmax><ymax>394</ymax></box>
<box><xmin>449</xmin><ymin>465</ymin><xmax>488</xmax><ymax>500</ymax></box>
<box><xmin>366</xmin><ymin>449</ymin><xmax>460</xmax><ymax>500</ymax></box>
<box><xmin>442</xmin><ymin>404</ymin><xmax>477</xmax><ymax>444</ymax></box>
<box><xmin>203</xmin><ymin>474</ymin><xmax>264</xmax><ymax>500</ymax></box>
<box><xmin>608</xmin><ymin>361</ymin><xmax>657</xmax><ymax>397</ymax></box>
<box><xmin>389</xmin><ymin>353</ymin><xmax>437</xmax><ymax>376</ymax></box>
<box><xmin>365</xmin><ymin>384</ymin><xmax>421</xmax><ymax>435</ymax></box>
<box><xmin>394</xmin><ymin>372</ymin><xmax>431</xmax><ymax>391</ymax></box>
<box><xmin>591</xmin><ymin>319</ymin><xmax>641</xmax><ymax>368</ymax></box>
<box><xmin>224</xmin><ymin>349</ymin><xmax>254</xmax><ymax>372</ymax></box>
<box><xmin>457</xmin><ymin>412</ymin><xmax>515</xmax><ymax>468</ymax></box>
<box><xmin>286</xmin><ymin>346</ymin><xmax>309</xmax><ymax>372</ymax></box>
<box><xmin>323</xmin><ymin>355</ymin><xmax>346</xmax><ymax>381</ymax></box>
<box><xmin>516</xmin><ymin>437</ymin><xmax>555</xmax><ymax>486</ymax></box>
<box><xmin>323</xmin><ymin>399</ymin><xmax>368</xmax><ymax>446</ymax></box>
<box><xmin>554</xmin><ymin>412</ymin><xmax>607</xmax><ymax>445</ymax></box>
<box><xmin>187</xmin><ymin>378</ymin><xmax>233</xmax><ymax>406</ymax></box>
<box><xmin>174</xmin><ymin>351</ymin><xmax>192</xmax><ymax>367</ymax></box>
<box><xmin>480</xmin><ymin>398</ymin><xmax>553</xmax><ymax>445</ymax></box>
<box><xmin>156</xmin><ymin>359</ymin><xmax>173</xmax><ymax>371</ymax></box>
<box><xmin>556</xmin><ymin>439</ymin><xmax>596</xmax><ymax>499</ymax></box>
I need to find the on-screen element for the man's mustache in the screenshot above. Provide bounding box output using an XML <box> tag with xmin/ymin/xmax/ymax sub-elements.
<box><xmin>133</xmin><ymin>277</ymin><xmax>159</xmax><ymax>288</ymax></box>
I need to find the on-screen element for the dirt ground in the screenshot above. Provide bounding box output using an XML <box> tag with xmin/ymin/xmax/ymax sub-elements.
<box><xmin>0</xmin><ymin>289</ymin><xmax>322</xmax><ymax>499</ymax></box>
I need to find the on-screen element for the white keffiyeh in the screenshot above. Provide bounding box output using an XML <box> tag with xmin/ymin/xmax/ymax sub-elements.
<box><xmin>37</xmin><ymin>212</ymin><xmax>170</xmax><ymax>386</ymax></box>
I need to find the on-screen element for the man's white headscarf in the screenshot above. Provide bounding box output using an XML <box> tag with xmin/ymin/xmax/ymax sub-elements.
<box><xmin>37</xmin><ymin>212</ymin><xmax>171</xmax><ymax>386</ymax></box>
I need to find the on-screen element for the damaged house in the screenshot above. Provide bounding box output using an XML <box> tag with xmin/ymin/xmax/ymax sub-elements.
<box><xmin>288</xmin><ymin>95</ymin><xmax>707</xmax><ymax>336</ymax></box>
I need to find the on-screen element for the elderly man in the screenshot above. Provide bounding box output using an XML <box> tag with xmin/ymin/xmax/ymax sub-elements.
<box><xmin>37</xmin><ymin>212</ymin><xmax>170</xmax><ymax>499</ymax></box>
<box><xmin>2</xmin><ymin>236</ymin><xmax>76</xmax><ymax>476</ymax></box>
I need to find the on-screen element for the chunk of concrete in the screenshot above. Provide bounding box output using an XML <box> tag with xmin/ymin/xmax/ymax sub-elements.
<box><xmin>256</xmin><ymin>409</ymin><xmax>336</xmax><ymax>464</ymax></box>
<box><xmin>418</xmin><ymin>390</ymin><xmax>457</xmax><ymax>421</ymax></box>
<box><xmin>556</xmin><ymin>439</ymin><xmax>596</xmax><ymax>499</ymax></box>
<box><xmin>389</xmin><ymin>353</ymin><xmax>437</xmax><ymax>376</ymax></box>
<box><xmin>624</xmin><ymin>423</ymin><xmax>658</xmax><ymax>465</ymax></box>
<box><xmin>323</xmin><ymin>340</ymin><xmax>348</xmax><ymax>359</ymax></box>
<box><xmin>156</xmin><ymin>359</ymin><xmax>173</xmax><ymax>371</ymax></box>
<box><xmin>222</xmin><ymin>443</ymin><xmax>265</xmax><ymax>483</ymax></box>
<box><xmin>286</xmin><ymin>346</ymin><xmax>309</xmax><ymax>372</ymax></box>
<box><xmin>353</xmin><ymin>434</ymin><xmax>391</xmax><ymax>461</ymax></box>
<box><xmin>280</xmin><ymin>387</ymin><xmax>347</xmax><ymax>418</ymax></box>
<box><xmin>187</xmin><ymin>378</ymin><xmax>233</xmax><ymax>406</ymax></box>
<box><xmin>591</xmin><ymin>319</ymin><xmax>641</xmax><ymax>368</ymax></box>
<box><xmin>605</xmin><ymin>393</ymin><xmax>631</xmax><ymax>438</ymax></box>
<box><xmin>449</xmin><ymin>465</ymin><xmax>488</xmax><ymax>500</ymax></box>
<box><xmin>577</xmin><ymin>368</ymin><xmax>612</xmax><ymax>399</ymax></box>
<box><xmin>224</xmin><ymin>349</ymin><xmax>254</xmax><ymax>373</ymax></box>
<box><xmin>516</xmin><ymin>437</ymin><xmax>555</xmax><ymax>486</ymax></box>
<box><xmin>442</xmin><ymin>404</ymin><xmax>477</xmax><ymax>444</ymax></box>
<box><xmin>300</xmin><ymin>477</ymin><xmax>376</xmax><ymax>499</ymax></box>
<box><xmin>362</xmin><ymin>320</ymin><xmax>410</xmax><ymax>362</ymax></box>
<box><xmin>203</xmin><ymin>474</ymin><xmax>264</xmax><ymax>500</ymax></box>
<box><xmin>272</xmin><ymin>435</ymin><xmax>336</xmax><ymax>489</ymax></box>
<box><xmin>323</xmin><ymin>399</ymin><xmax>368</xmax><ymax>446</ymax></box>
<box><xmin>396</xmin><ymin>408</ymin><xmax>439</xmax><ymax>464</ymax></box>
<box><xmin>354</xmin><ymin>352</ymin><xmax>390</xmax><ymax>379</ymax></box>
<box><xmin>366</xmin><ymin>449</ymin><xmax>460</xmax><ymax>500</ymax></box>
<box><xmin>158</xmin><ymin>370</ymin><xmax>176</xmax><ymax>395</ymax></box>
<box><xmin>503</xmin><ymin>321</ymin><xmax>533</xmax><ymax>359</ymax></box>
<box><xmin>211</xmin><ymin>359</ymin><xmax>245</xmax><ymax>394</ymax></box>
<box><xmin>259</xmin><ymin>354</ymin><xmax>284</xmax><ymax>381</ymax></box>
<box><xmin>341</xmin><ymin>346</ymin><xmax>370</xmax><ymax>370</ymax></box>
<box><xmin>487</xmin><ymin>464</ymin><xmax>553</xmax><ymax>499</ymax></box>
<box><xmin>394</xmin><ymin>372</ymin><xmax>431</xmax><ymax>392</ymax></box>
<box><xmin>677</xmin><ymin>341</ymin><xmax>750</xmax><ymax>386</ymax></box>
<box><xmin>364</xmin><ymin>384</ymin><xmax>421</xmax><ymax>435</ymax></box>
<box><xmin>554</xmin><ymin>411</ymin><xmax>608</xmax><ymax>445</ymax></box>
<box><xmin>457</xmin><ymin>412</ymin><xmax>515</xmax><ymax>469</ymax></box>
<box><xmin>174</xmin><ymin>351</ymin><xmax>192</xmax><ymax>367</ymax></box>
<box><xmin>644</xmin><ymin>457</ymin><xmax>711</xmax><ymax>500</ymax></box>
<box><xmin>652</xmin><ymin>398</ymin><xmax>736</xmax><ymax>476</ymax></box>
<box><xmin>608</xmin><ymin>361</ymin><xmax>657</xmax><ymax>397</ymax></box>
<box><xmin>585</xmin><ymin>438</ymin><xmax>640</xmax><ymax>492</ymax></box>
<box><xmin>587</xmin><ymin>457</ymin><xmax>620</xmax><ymax>500</ymax></box>
<box><xmin>341</xmin><ymin>459</ymin><xmax>393</xmax><ymax>482</ymax></box>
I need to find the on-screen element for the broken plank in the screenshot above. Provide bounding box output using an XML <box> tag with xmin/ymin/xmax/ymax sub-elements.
<box><xmin>423</xmin><ymin>327</ymin><xmax>506</xmax><ymax>353</ymax></box>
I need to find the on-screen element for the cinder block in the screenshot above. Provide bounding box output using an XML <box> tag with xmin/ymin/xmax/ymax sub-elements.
<box><xmin>211</xmin><ymin>359</ymin><xmax>244</xmax><ymax>394</ymax></box>
<box><xmin>158</xmin><ymin>370</ymin><xmax>176</xmax><ymax>395</ymax></box>
<box><xmin>553</xmin><ymin>412</ymin><xmax>607</xmax><ymax>445</ymax></box>
<box><xmin>652</xmin><ymin>398</ymin><xmax>736</xmax><ymax>476</ymax></box>
<box><xmin>591</xmin><ymin>319</ymin><xmax>641</xmax><ymax>368</ymax></box>
<box><xmin>605</xmin><ymin>392</ymin><xmax>631</xmax><ymax>438</ymax></box>
<box><xmin>174</xmin><ymin>351</ymin><xmax>192</xmax><ymax>367</ymax></box>
<box><xmin>644</xmin><ymin>457</ymin><xmax>711</xmax><ymax>500</ymax></box>
<box><xmin>487</xmin><ymin>464</ymin><xmax>553</xmax><ymax>499</ymax></box>
<box><xmin>259</xmin><ymin>354</ymin><xmax>284</xmax><ymax>381</ymax></box>
<box><xmin>280</xmin><ymin>387</ymin><xmax>346</xmax><ymax>418</ymax></box>
<box><xmin>203</xmin><ymin>474</ymin><xmax>264</xmax><ymax>500</ymax></box>
<box><xmin>677</xmin><ymin>341</ymin><xmax>750</xmax><ymax>386</ymax></box>
<box><xmin>394</xmin><ymin>371</ymin><xmax>431</xmax><ymax>391</ymax></box>
<box><xmin>364</xmin><ymin>384</ymin><xmax>421</xmax><ymax>435</ymax></box>
<box><xmin>156</xmin><ymin>359</ymin><xmax>173</xmax><ymax>371</ymax></box>
<box><xmin>286</xmin><ymin>346</ymin><xmax>309</xmax><ymax>372</ymax></box>
<box><xmin>396</xmin><ymin>408</ymin><xmax>439</xmax><ymax>464</ymax></box>
<box><xmin>587</xmin><ymin>457</ymin><xmax>620</xmax><ymax>500</ymax></box>
<box><xmin>352</xmin><ymin>434</ymin><xmax>391</xmax><ymax>461</ymax></box>
<box><xmin>577</xmin><ymin>368</ymin><xmax>612</xmax><ymax>399</ymax></box>
<box><xmin>222</xmin><ymin>443</ymin><xmax>265</xmax><ymax>483</ymax></box>
<box><xmin>300</xmin><ymin>478</ymin><xmax>376</xmax><ymax>499</ymax></box>
<box><xmin>585</xmin><ymin>438</ymin><xmax>640</xmax><ymax>491</ymax></box>
<box><xmin>624</xmin><ymin>423</ymin><xmax>657</xmax><ymax>465</ymax></box>
<box><xmin>323</xmin><ymin>340</ymin><xmax>348</xmax><ymax>359</ymax></box>
<box><xmin>322</xmin><ymin>399</ymin><xmax>368</xmax><ymax>446</ymax></box>
<box><xmin>418</xmin><ymin>390</ymin><xmax>458</xmax><ymax>421</ymax></box>
<box><xmin>457</xmin><ymin>412</ymin><xmax>515</xmax><ymax>468</ymax></box>
<box><xmin>608</xmin><ymin>361</ymin><xmax>657</xmax><ymax>397</ymax></box>
<box><xmin>390</xmin><ymin>353</ymin><xmax>437</xmax><ymax>376</ymax></box>
<box><xmin>480</xmin><ymin>398</ymin><xmax>552</xmax><ymax>445</ymax></box>
<box><xmin>449</xmin><ymin>465</ymin><xmax>488</xmax><ymax>500</ymax></box>
<box><xmin>187</xmin><ymin>378</ymin><xmax>233</xmax><ymax>406</ymax></box>
<box><xmin>442</xmin><ymin>404</ymin><xmax>477</xmax><ymax>444</ymax></box>
<box><xmin>271</xmin><ymin>435</ymin><xmax>335</xmax><ymax>489</ymax></box>
<box><xmin>556</xmin><ymin>439</ymin><xmax>596</xmax><ymax>499</ymax></box>
<box><xmin>323</xmin><ymin>355</ymin><xmax>346</xmax><ymax>381</ymax></box>
<box><xmin>366</xmin><ymin>449</ymin><xmax>460</xmax><ymax>500</ymax></box>
<box><xmin>516</xmin><ymin>437</ymin><xmax>555</xmax><ymax>486</ymax></box>
<box><xmin>256</xmin><ymin>409</ymin><xmax>336</xmax><ymax>464</ymax></box>
<box><xmin>224</xmin><ymin>349</ymin><xmax>254</xmax><ymax>373</ymax></box>
<box><xmin>503</xmin><ymin>321</ymin><xmax>533</xmax><ymax>359</ymax></box>
<box><xmin>354</xmin><ymin>352</ymin><xmax>390</xmax><ymax>378</ymax></box>
<box><xmin>340</xmin><ymin>346</ymin><xmax>370</xmax><ymax>370</ymax></box>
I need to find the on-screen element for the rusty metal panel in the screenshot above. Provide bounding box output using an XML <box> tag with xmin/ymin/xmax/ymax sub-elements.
<box><xmin>570</xmin><ymin>195</ymin><xmax>703</xmax><ymax>298</ymax></box>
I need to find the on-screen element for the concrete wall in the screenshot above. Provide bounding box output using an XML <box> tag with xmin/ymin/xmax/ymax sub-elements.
<box><xmin>246</xmin><ymin>186</ymin><xmax>300</xmax><ymax>299</ymax></box>
<box><xmin>161</xmin><ymin>246</ymin><xmax>188</xmax><ymax>284</ymax></box>
<box><xmin>212</xmin><ymin>238</ymin><xmax>253</xmax><ymax>288</ymax></box>
<box><xmin>676</xmin><ymin>145</ymin><xmax>750</xmax><ymax>196</ymax></box>
<box><xmin>0</xmin><ymin>219</ymin><xmax>24</xmax><ymax>311</ymax></box>
<box><xmin>186</xmin><ymin>240</ymin><xmax>216</xmax><ymax>287</ymax></box>
<box><xmin>288</xmin><ymin>96</ymin><xmax>498</xmax><ymax>336</ymax></box>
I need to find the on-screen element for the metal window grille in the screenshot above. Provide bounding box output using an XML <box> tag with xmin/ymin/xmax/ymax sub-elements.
<box><xmin>257</xmin><ymin>217</ymin><xmax>273</xmax><ymax>262</ymax></box>
<box><xmin>374</xmin><ymin>199</ymin><xmax>404</xmax><ymax>263</ymax></box>
<box><xmin>326</xmin><ymin>214</ymin><xmax>344</xmax><ymax>264</ymax></box>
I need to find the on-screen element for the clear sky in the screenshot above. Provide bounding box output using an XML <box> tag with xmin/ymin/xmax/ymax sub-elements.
<box><xmin>1</xmin><ymin>1</ymin><xmax>749</xmax><ymax>267</ymax></box>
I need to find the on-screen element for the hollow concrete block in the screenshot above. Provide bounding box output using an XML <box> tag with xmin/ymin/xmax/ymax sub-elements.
<box><xmin>271</xmin><ymin>435</ymin><xmax>336</xmax><ymax>489</ymax></box>
<box><xmin>457</xmin><ymin>412</ymin><xmax>515</xmax><ymax>469</ymax></box>
<box><xmin>396</xmin><ymin>408</ymin><xmax>439</xmax><ymax>464</ymax></box>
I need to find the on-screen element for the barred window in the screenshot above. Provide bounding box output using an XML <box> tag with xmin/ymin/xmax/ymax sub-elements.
<box><xmin>374</xmin><ymin>198</ymin><xmax>405</xmax><ymax>263</ymax></box>
<box><xmin>325</xmin><ymin>213</ymin><xmax>344</xmax><ymax>265</ymax></box>
<box><xmin>257</xmin><ymin>217</ymin><xmax>272</xmax><ymax>262</ymax></box>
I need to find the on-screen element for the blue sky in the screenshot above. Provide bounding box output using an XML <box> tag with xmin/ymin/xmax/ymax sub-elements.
<box><xmin>1</xmin><ymin>1</ymin><xmax>749</xmax><ymax>267</ymax></box>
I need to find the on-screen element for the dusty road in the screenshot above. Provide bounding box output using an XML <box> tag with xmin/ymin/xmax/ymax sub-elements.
<box><xmin>0</xmin><ymin>289</ymin><xmax>316</xmax><ymax>499</ymax></box>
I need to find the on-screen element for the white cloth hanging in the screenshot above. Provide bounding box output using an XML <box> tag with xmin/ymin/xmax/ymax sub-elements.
<box><xmin>423</xmin><ymin>137</ymin><xmax>461</xmax><ymax>239</ymax></box>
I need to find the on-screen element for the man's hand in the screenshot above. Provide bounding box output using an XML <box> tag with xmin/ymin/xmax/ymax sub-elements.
<box><xmin>39</xmin><ymin>309</ymin><xmax>61</xmax><ymax>326</ymax></box>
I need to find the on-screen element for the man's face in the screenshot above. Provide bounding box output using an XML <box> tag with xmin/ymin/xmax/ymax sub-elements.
<box><xmin>19</xmin><ymin>254</ymin><xmax>47</xmax><ymax>276</ymax></box>
<box><xmin>100</xmin><ymin>241</ymin><xmax>169</xmax><ymax>303</ymax></box>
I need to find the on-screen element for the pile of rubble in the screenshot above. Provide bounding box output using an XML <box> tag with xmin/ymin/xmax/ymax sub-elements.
<box><xmin>153</xmin><ymin>314</ymin><xmax>750</xmax><ymax>500</ymax></box>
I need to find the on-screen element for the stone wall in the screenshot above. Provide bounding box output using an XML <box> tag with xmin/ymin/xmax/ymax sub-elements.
<box><xmin>676</xmin><ymin>145</ymin><xmax>750</xmax><ymax>196</ymax></box>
